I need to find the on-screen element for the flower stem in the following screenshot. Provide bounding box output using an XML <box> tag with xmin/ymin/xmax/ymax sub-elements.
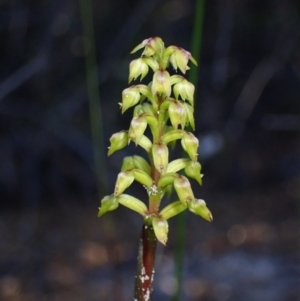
<box><xmin>134</xmin><ymin>224</ymin><xmax>157</xmax><ymax>301</ymax></box>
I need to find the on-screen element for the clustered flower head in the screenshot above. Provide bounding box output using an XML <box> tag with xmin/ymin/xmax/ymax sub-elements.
<box><xmin>99</xmin><ymin>37</ymin><xmax>212</xmax><ymax>245</ymax></box>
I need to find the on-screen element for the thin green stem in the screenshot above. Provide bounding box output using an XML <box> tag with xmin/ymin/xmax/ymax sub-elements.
<box><xmin>79</xmin><ymin>0</ymin><xmax>107</xmax><ymax>195</ymax></box>
<box><xmin>173</xmin><ymin>1</ymin><xmax>206</xmax><ymax>300</ymax></box>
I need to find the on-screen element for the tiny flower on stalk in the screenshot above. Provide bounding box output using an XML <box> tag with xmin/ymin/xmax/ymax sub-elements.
<box><xmin>128</xmin><ymin>115</ymin><xmax>148</xmax><ymax>145</ymax></box>
<box><xmin>129</xmin><ymin>58</ymin><xmax>149</xmax><ymax>83</ymax></box>
<box><xmin>173</xmin><ymin>78</ymin><xmax>195</xmax><ymax>107</ymax></box>
<box><xmin>114</xmin><ymin>170</ymin><xmax>135</xmax><ymax>196</ymax></box>
<box><xmin>181</xmin><ymin>131</ymin><xmax>199</xmax><ymax>161</ymax></box>
<box><xmin>107</xmin><ymin>131</ymin><xmax>128</xmax><ymax>156</ymax></box>
<box><xmin>98</xmin><ymin>194</ymin><xmax>119</xmax><ymax>217</ymax></box>
<box><xmin>168</xmin><ymin>99</ymin><xmax>186</xmax><ymax>129</ymax></box>
<box><xmin>152</xmin><ymin>143</ymin><xmax>169</xmax><ymax>174</ymax></box>
<box><xmin>174</xmin><ymin>175</ymin><xmax>194</xmax><ymax>205</ymax></box>
<box><xmin>184</xmin><ymin>161</ymin><xmax>203</xmax><ymax>185</ymax></box>
<box><xmin>164</xmin><ymin>46</ymin><xmax>197</xmax><ymax>74</ymax></box>
<box><xmin>188</xmin><ymin>199</ymin><xmax>213</xmax><ymax>222</ymax></box>
<box><xmin>152</xmin><ymin>216</ymin><xmax>169</xmax><ymax>245</ymax></box>
<box><xmin>151</xmin><ymin>69</ymin><xmax>171</xmax><ymax>97</ymax></box>
<box><xmin>121</xmin><ymin>86</ymin><xmax>141</xmax><ymax>113</ymax></box>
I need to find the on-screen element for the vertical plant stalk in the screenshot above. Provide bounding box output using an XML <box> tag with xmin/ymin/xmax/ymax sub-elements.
<box><xmin>173</xmin><ymin>2</ymin><xmax>206</xmax><ymax>300</ymax></box>
<box><xmin>98</xmin><ymin>37</ymin><xmax>213</xmax><ymax>301</ymax></box>
<box><xmin>134</xmin><ymin>225</ymin><xmax>157</xmax><ymax>301</ymax></box>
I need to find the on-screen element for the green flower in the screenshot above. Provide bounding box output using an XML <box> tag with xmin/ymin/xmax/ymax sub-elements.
<box><xmin>151</xmin><ymin>69</ymin><xmax>171</xmax><ymax>97</ymax></box>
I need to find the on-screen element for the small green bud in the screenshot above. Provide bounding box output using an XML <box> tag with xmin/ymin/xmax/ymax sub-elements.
<box><xmin>174</xmin><ymin>176</ymin><xmax>194</xmax><ymax>205</ymax></box>
<box><xmin>114</xmin><ymin>171</ymin><xmax>135</xmax><ymax>196</ymax></box>
<box><xmin>107</xmin><ymin>131</ymin><xmax>128</xmax><ymax>156</ymax></box>
<box><xmin>166</xmin><ymin>158</ymin><xmax>189</xmax><ymax>174</ymax></box>
<box><xmin>128</xmin><ymin>115</ymin><xmax>147</xmax><ymax>145</ymax></box>
<box><xmin>128</xmin><ymin>58</ymin><xmax>149</xmax><ymax>83</ymax></box>
<box><xmin>160</xmin><ymin>201</ymin><xmax>187</xmax><ymax>220</ymax></box>
<box><xmin>161</xmin><ymin>129</ymin><xmax>183</xmax><ymax>145</ymax></box>
<box><xmin>121</xmin><ymin>86</ymin><xmax>141</xmax><ymax>113</ymax></box>
<box><xmin>121</xmin><ymin>156</ymin><xmax>135</xmax><ymax>171</ymax></box>
<box><xmin>152</xmin><ymin>143</ymin><xmax>169</xmax><ymax>174</ymax></box>
<box><xmin>184</xmin><ymin>161</ymin><xmax>203</xmax><ymax>185</ymax></box>
<box><xmin>132</xmin><ymin>155</ymin><xmax>151</xmax><ymax>174</ymax></box>
<box><xmin>152</xmin><ymin>216</ymin><xmax>169</xmax><ymax>245</ymax></box>
<box><xmin>133</xmin><ymin>169</ymin><xmax>153</xmax><ymax>187</ymax></box>
<box><xmin>118</xmin><ymin>194</ymin><xmax>148</xmax><ymax>216</ymax></box>
<box><xmin>173</xmin><ymin>79</ymin><xmax>195</xmax><ymax>107</ymax></box>
<box><xmin>151</xmin><ymin>70</ymin><xmax>171</xmax><ymax>97</ymax></box>
<box><xmin>98</xmin><ymin>194</ymin><xmax>119</xmax><ymax>217</ymax></box>
<box><xmin>188</xmin><ymin>199</ymin><xmax>213</xmax><ymax>222</ymax></box>
<box><xmin>181</xmin><ymin>132</ymin><xmax>199</xmax><ymax>161</ymax></box>
<box><xmin>168</xmin><ymin>99</ymin><xmax>186</xmax><ymax>130</ymax></box>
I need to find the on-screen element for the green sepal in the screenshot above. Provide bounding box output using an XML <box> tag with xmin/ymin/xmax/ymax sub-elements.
<box><xmin>98</xmin><ymin>194</ymin><xmax>119</xmax><ymax>217</ymax></box>
<box><xmin>133</xmin><ymin>169</ymin><xmax>153</xmax><ymax>187</ymax></box>
<box><xmin>143</xmin><ymin>57</ymin><xmax>159</xmax><ymax>72</ymax></box>
<box><xmin>184</xmin><ymin>103</ymin><xmax>195</xmax><ymax>130</ymax></box>
<box><xmin>161</xmin><ymin>129</ymin><xmax>183</xmax><ymax>145</ymax></box>
<box><xmin>160</xmin><ymin>201</ymin><xmax>187</xmax><ymax>220</ymax></box>
<box><xmin>157</xmin><ymin>172</ymin><xmax>178</xmax><ymax>189</ymax></box>
<box><xmin>132</xmin><ymin>104</ymin><xmax>144</xmax><ymax>118</ymax></box>
<box><xmin>118</xmin><ymin>194</ymin><xmax>148</xmax><ymax>216</ymax></box>
<box><xmin>188</xmin><ymin>199</ymin><xmax>213</xmax><ymax>222</ymax></box>
<box><xmin>152</xmin><ymin>216</ymin><xmax>169</xmax><ymax>245</ymax></box>
<box><xmin>166</xmin><ymin>158</ymin><xmax>190</xmax><ymax>174</ymax></box>
<box><xmin>121</xmin><ymin>156</ymin><xmax>135</xmax><ymax>171</ymax></box>
<box><xmin>136</xmin><ymin>135</ymin><xmax>152</xmax><ymax>153</ymax></box>
<box><xmin>141</xmin><ymin>103</ymin><xmax>156</xmax><ymax>116</ymax></box>
<box><xmin>132</xmin><ymin>155</ymin><xmax>151</xmax><ymax>174</ymax></box>
<box><xmin>169</xmin><ymin>74</ymin><xmax>184</xmax><ymax>86</ymax></box>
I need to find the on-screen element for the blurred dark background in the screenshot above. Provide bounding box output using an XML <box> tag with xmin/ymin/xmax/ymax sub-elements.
<box><xmin>0</xmin><ymin>0</ymin><xmax>299</xmax><ymax>300</ymax></box>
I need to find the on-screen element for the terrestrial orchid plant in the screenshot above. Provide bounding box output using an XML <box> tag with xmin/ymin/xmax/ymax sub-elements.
<box><xmin>98</xmin><ymin>37</ymin><xmax>212</xmax><ymax>301</ymax></box>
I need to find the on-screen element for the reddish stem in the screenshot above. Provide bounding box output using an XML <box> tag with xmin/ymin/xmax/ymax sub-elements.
<box><xmin>134</xmin><ymin>224</ymin><xmax>157</xmax><ymax>301</ymax></box>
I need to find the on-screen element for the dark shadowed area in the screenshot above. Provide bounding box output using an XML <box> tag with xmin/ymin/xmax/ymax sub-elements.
<box><xmin>0</xmin><ymin>0</ymin><xmax>299</xmax><ymax>300</ymax></box>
